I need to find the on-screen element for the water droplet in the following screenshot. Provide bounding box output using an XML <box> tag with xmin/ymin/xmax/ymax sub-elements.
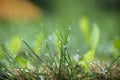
<box><xmin>77</xmin><ymin>49</ymin><xmax>80</xmax><ymax>52</ymax></box>
<box><xmin>48</xmin><ymin>35</ymin><xmax>53</xmax><ymax>41</ymax></box>
<box><xmin>45</xmin><ymin>54</ymin><xmax>48</xmax><ymax>56</ymax></box>
<box><xmin>68</xmin><ymin>26</ymin><xmax>71</xmax><ymax>31</ymax></box>
<box><xmin>39</xmin><ymin>75</ymin><xmax>44</xmax><ymax>80</ymax></box>
<box><xmin>63</xmin><ymin>45</ymin><xmax>67</xmax><ymax>48</ymax></box>
<box><xmin>73</xmin><ymin>54</ymin><xmax>79</xmax><ymax>61</ymax></box>
<box><xmin>42</xmin><ymin>45</ymin><xmax>45</xmax><ymax>48</ymax></box>
<box><xmin>93</xmin><ymin>61</ymin><xmax>96</xmax><ymax>64</ymax></box>
<box><xmin>58</xmin><ymin>41</ymin><xmax>61</xmax><ymax>44</ymax></box>
<box><xmin>21</xmin><ymin>38</ymin><xmax>24</xmax><ymax>41</ymax></box>
<box><xmin>53</xmin><ymin>63</ymin><xmax>55</xmax><ymax>66</ymax></box>
<box><xmin>65</xmin><ymin>63</ymin><xmax>68</xmax><ymax>66</ymax></box>
<box><xmin>9</xmin><ymin>58</ymin><xmax>13</xmax><ymax>62</ymax></box>
<box><xmin>101</xmin><ymin>67</ymin><xmax>107</xmax><ymax>75</ymax></box>
<box><xmin>65</xmin><ymin>50</ymin><xmax>68</xmax><ymax>53</ymax></box>
<box><xmin>21</xmin><ymin>69</ymin><xmax>24</xmax><ymax>71</ymax></box>
<box><xmin>25</xmin><ymin>52</ymin><xmax>28</xmax><ymax>56</ymax></box>
<box><xmin>2</xmin><ymin>68</ymin><xmax>5</xmax><ymax>70</ymax></box>
<box><xmin>25</xmin><ymin>70</ymin><xmax>29</xmax><ymax>72</ymax></box>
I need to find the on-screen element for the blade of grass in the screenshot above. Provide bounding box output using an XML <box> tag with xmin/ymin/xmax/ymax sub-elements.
<box><xmin>108</xmin><ymin>55</ymin><xmax>120</xmax><ymax>71</ymax></box>
<box><xmin>45</xmin><ymin>42</ymin><xmax>57</xmax><ymax>67</ymax></box>
<box><xmin>23</xmin><ymin>40</ymin><xmax>55</xmax><ymax>73</ymax></box>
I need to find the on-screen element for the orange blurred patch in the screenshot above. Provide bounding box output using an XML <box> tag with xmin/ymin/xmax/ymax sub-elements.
<box><xmin>0</xmin><ymin>0</ymin><xmax>42</xmax><ymax>21</ymax></box>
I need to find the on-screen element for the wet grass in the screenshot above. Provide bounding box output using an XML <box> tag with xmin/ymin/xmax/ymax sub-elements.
<box><xmin>0</xmin><ymin>28</ymin><xmax>120</xmax><ymax>80</ymax></box>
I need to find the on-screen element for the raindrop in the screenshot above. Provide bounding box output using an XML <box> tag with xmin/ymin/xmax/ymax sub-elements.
<box><xmin>42</xmin><ymin>45</ymin><xmax>45</xmax><ymax>48</ymax></box>
<box><xmin>101</xmin><ymin>68</ymin><xmax>107</xmax><ymax>75</ymax></box>
<box><xmin>16</xmin><ymin>69</ymin><xmax>19</xmax><ymax>71</ymax></box>
<box><xmin>77</xmin><ymin>49</ymin><xmax>80</xmax><ymax>52</ymax></box>
<box><xmin>25</xmin><ymin>70</ymin><xmax>29</xmax><ymax>72</ymax></box>
<box><xmin>9</xmin><ymin>58</ymin><xmax>13</xmax><ymax>63</ymax></box>
<box><xmin>65</xmin><ymin>63</ymin><xmax>68</xmax><ymax>66</ymax></box>
<box><xmin>45</xmin><ymin>54</ymin><xmax>48</xmax><ymax>56</ymax></box>
<box><xmin>93</xmin><ymin>61</ymin><xmax>96</xmax><ymax>64</ymax></box>
<box><xmin>73</xmin><ymin>54</ymin><xmax>79</xmax><ymax>61</ymax></box>
<box><xmin>39</xmin><ymin>75</ymin><xmax>44</xmax><ymax>80</ymax></box>
<box><xmin>26</xmin><ymin>52</ymin><xmax>28</xmax><ymax>56</ymax></box>
<box><xmin>68</xmin><ymin>26</ymin><xmax>71</xmax><ymax>31</ymax></box>
<box><xmin>65</xmin><ymin>50</ymin><xmax>68</xmax><ymax>53</ymax></box>
<box><xmin>48</xmin><ymin>35</ymin><xmax>53</xmax><ymax>41</ymax></box>
<box><xmin>63</xmin><ymin>45</ymin><xmax>67</xmax><ymax>48</ymax></box>
<box><xmin>2</xmin><ymin>68</ymin><xmax>5</xmax><ymax>71</ymax></box>
<box><xmin>21</xmin><ymin>69</ymin><xmax>24</xmax><ymax>71</ymax></box>
<box><xmin>21</xmin><ymin>38</ymin><xmax>24</xmax><ymax>41</ymax></box>
<box><xmin>58</xmin><ymin>41</ymin><xmax>61</xmax><ymax>44</ymax></box>
<box><xmin>53</xmin><ymin>63</ymin><xmax>55</xmax><ymax>66</ymax></box>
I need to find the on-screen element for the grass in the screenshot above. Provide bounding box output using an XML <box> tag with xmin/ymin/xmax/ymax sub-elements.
<box><xmin>0</xmin><ymin>28</ymin><xmax>120</xmax><ymax>80</ymax></box>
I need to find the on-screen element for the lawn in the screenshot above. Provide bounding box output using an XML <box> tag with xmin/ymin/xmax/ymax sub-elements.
<box><xmin>0</xmin><ymin>0</ymin><xmax>120</xmax><ymax>80</ymax></box>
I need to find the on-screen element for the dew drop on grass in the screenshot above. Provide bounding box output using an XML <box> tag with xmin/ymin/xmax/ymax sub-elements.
<box><xmin>63</xmin><ymin>45</ymin><xmax>67</xmax><ymax>49</ymax></box>
<box><xmin>39</xmin><ymin>75</ymin><xmax>44</xmax><ymax>80</ymax></box>
<box><xmin>77</xmin><ymin>49</ymin><xmax>80</xmax><ymax>52</ymax></box>
<box><xmin>67</xmin><ymin>37</ymin><xmax>70</xmax><ymax>42</ymax></box>
<box><xmin>93</xmin><ymin>61</ymin><xmax>96</xmax><ymax>64</ymax></box>
<box><xmin>9</xmin><ymin>58</ymin><xmax>13</xmax><ymax>62</ymax></box>
<box><xmin>58</xmin><ymin>41</ymin><xmax>61</xmax><ymax>44</ymax></box>
<box><xmin>65</xmin><ymin>63</ymin><xmax>68</xmax><ymax>66</ymax></box>
<box><xmin>21</xmin><ymin>38</ymin><xmax>24</xmax><ymax>41</ymax></box>
<box><xmin>65</xmin><ymin>50</ymin><xmax>68</xmax><ymax>53</ymax></box>
<box><xmin>101</xmin><ymin>67</ymin><xmax>107</xmax><ymax>75</ymax></box>
<box><xmin>45</xmin><ymin>53</ymin><xmax>48</xmax><ymax>56</ymax></box>
<box><xmin>16</xmin><ymin>68</ymin><xmax>19</xmax><ymax>71</ymax></box>
<box><xmin>48</xmin><ymin>35</ymin><xmax>53</xmax><ymax>41</ymax></box>
<box><xmin>68</xmin><ymin>26</ymin><xmax>71</xmax><ymax>31</ymax></box>
<box><xmin>25</xmin><ymin>70</ymin><xmax>29</xmax><ymax>72</ymax></box>
<box><xmin>21</xmin><ymin>69</ymin><xmax>24</xmax><ymax>71</ymax></box>
<box><xmin>42</xmin><ymin>45</ymin><xmax>45</xmax><ymax>48</ymax></box>
<box><xmin>73</xmin><ymin>54</ymin><xmax>79</xmax><ymax>61</ymax></box>
<box><xmin>53</xmin><ymin>62</ymin><xmax>55</xmax><ymax>66</ymax></box>
<box><xmin>2</xmin><ymin>68</ymin><xmax>5</xmax><ymax>71</ymax></box>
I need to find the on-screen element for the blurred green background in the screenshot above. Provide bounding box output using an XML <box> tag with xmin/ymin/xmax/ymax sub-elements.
<box><xmin>0</xmin><ymin>0</ymin><xmax>120</xmax><ymax>61</ymax></box>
